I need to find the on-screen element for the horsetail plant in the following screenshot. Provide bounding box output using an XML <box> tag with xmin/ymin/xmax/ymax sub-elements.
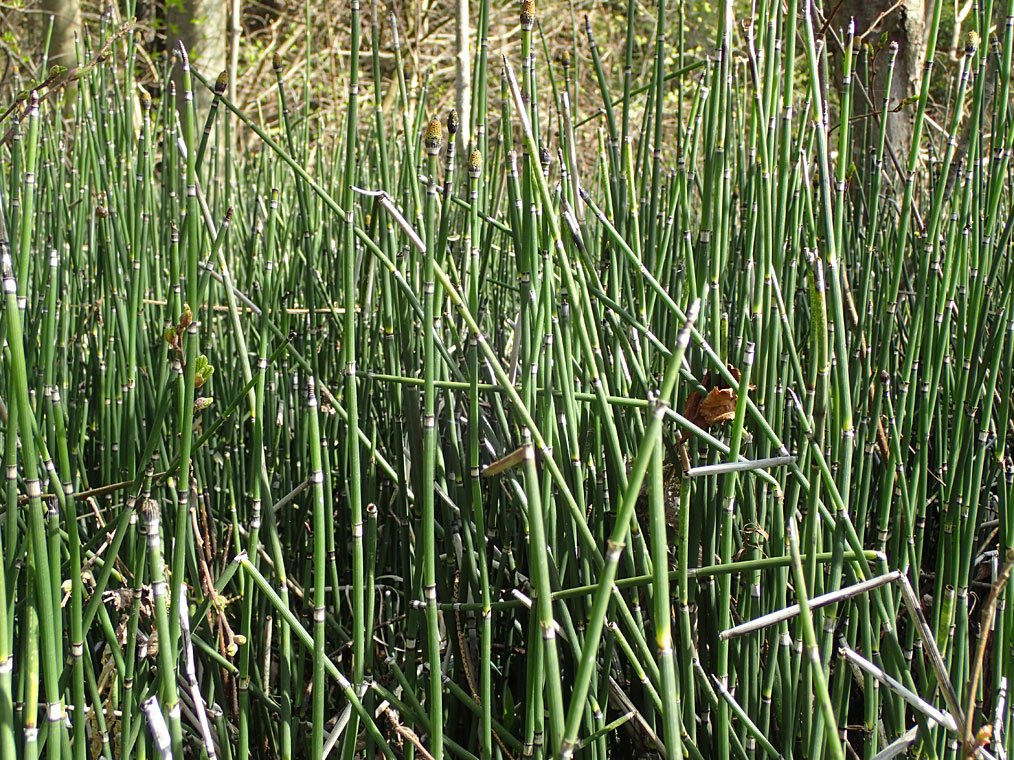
<box><xmin>0</xmin><ymin>0</ymin><xmax>1012</xmax><ymax>759</ymax></box>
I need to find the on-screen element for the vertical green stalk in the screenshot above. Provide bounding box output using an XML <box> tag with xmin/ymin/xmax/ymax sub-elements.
<box><xmin>0</xmin><ymin>450</ymin><xmax>12</xmax><ymax>760</ymax></box>
<box><xmin>646</xmin><ymin>0</ymin><xmax>667</xmax><ymax>271</ymax></box>
<box><xmin>169</xmin><ymin>41</ymin><xmax>201</xmax><ymax>656</ymax></box>
<box><xmin>423</xmin><ymin>116</ymin><xmax>444</xmax><ymax>760</ymax></box>
<box><xmin>716</xmin><ymin>341</ymin><xmax>754</xmax><ymax>760</ymax></box>
<box><xmin>466</xmin><ymin>149</ymin><xmax>493</xmax><ymax>760</ymax></box>
<box><xmin>520</xmin><ymin>424</ymin><xmax>566</xmax><ymax>756</ymax></box>
<box><xmin>3</xmin><ymin>94</ymin><xmax>64</xmax><ymax>760</ymax></box>
<box><xmin>649</xmin><ymin>320</ymin><xmax>696</xmax><ymax>760</ymax></box>
<box><xmin>140</xmin><ymin>495</ymin><xmax>184</xmax><ymax>759</ymax></box>
<box><xmin>119</xmin><ymin>497</ymin><xmax>148</xmax><ymax>760</ymax></box>
<box><xmin>307</xmin><ymin>377</ymin><xmax>327</xmax><ymax>758</ymax></box>
<box><xmin>342</xmin><ymin>4</ymin><xmax>368</xmax><ymax>755</ymax></box>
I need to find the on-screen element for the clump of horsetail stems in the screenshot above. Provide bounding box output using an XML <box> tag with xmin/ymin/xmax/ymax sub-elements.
<box><xmin>0</xmin><ymin>0</ymin><xmax>1012</xmax><ymax>759</ymax></box>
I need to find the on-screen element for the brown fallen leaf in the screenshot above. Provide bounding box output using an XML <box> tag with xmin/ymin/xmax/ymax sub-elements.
<box><xmin>683</xmin><ymin>364</ymin><xmax>756</xmax><ymax>429</ymax></box>
<box><xmin>697</xmin><ymin>386</ymin><xmax>738</xmax><ymax>425</ymax></box>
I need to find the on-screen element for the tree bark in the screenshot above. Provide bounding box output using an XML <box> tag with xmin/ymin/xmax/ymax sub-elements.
<box><xmin>168</xmin><ymin>0</ymin><xmax>228</xmax><ymax>114</ymax></box>
<box><xmin>454</xmin><ymin>0</ymin><xmax>471</xmax><ymax>150</ymax></box>
<box><xmin>41</xmin><ymin>0</ymin><xmax>82</xmax><ymax>67</ymax></box>
<box><xmin>841</xmin><ymin>0</ymin><xmax>926</xmax><ymax>159</ymax></box>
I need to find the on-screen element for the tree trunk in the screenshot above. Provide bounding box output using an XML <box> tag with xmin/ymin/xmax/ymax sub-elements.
<box><xmin>454</xmin><ymin>0</ymin><xmax>471</xmax><ymax>150</ymax></box>
<box><xmin>841</xmin><ymin>0</ymin><xmax>926</xmax><ymax>160</ymax></box>
<box><xmin>40</xmin><ymin>0</ymin><xmax>82</xmax><ymax>67</ymax></box>
<box><xmin>168</xmin><ymin>0</ymin><xmax>228</xmax><ymax>115</ymax></box>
